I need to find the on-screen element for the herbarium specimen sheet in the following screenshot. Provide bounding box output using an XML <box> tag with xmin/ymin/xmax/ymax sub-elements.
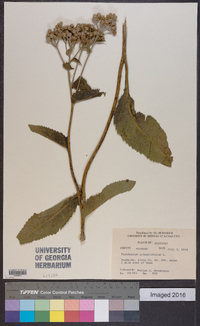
<box><xmin>4</xmin><ymin>2</ymin><xmax>197</xmax><ymax>279</ymax></box>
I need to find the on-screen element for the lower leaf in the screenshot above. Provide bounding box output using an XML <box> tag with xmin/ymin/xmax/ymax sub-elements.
<box><xmin>29</xmin><ymin>125</ymin><xmax>68</xmax><ymax>149</ymax></box>
<box><xmin>17</xmin><ymin>195</ymin><xmax>78</xmax><ymax>244</ymax></box>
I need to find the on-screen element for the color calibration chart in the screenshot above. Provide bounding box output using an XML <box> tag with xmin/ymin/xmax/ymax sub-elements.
<box><xmin>5</xmin><ymin>281</ymin><xmax>139</xmax><ymax>323</ymax></box>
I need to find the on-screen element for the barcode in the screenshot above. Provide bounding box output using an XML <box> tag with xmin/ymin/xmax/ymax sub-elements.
<box><xmin>7</xmin><ymin>269</ymin><xmax>28</xmax><ymax>277</ymax></box>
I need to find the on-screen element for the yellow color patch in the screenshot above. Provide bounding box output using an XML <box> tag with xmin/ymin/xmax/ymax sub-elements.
<box><xmin>50</xmin><ymin>311</ymin><xmax>64</xmax><ymax>322</ymax></box>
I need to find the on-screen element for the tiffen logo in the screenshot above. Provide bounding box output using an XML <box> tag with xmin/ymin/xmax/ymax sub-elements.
<box><xmin>20</xmin><ymin>290</ymin><xmax>39</xmax><ymax>295</ymax></box>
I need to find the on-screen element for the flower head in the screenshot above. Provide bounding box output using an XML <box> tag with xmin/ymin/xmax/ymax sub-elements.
<box><xmin>46</xmin><ymin>13</ymin><xmax>117</xmax><ymax>51</ymax></box>
<box><xmin>92</xmin><ymin>13</ymin><xmax>117</xmax><ymax>35</ymax></box>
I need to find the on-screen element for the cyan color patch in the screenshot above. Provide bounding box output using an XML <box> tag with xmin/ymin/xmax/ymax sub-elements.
<box><xmin>20</xmin><ymin>311</ymin><xmax>35</xmax><ymax>322</ymax></box>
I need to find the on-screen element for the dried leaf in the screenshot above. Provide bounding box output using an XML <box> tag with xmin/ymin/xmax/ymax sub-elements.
<box><xmin>72</xmin><ymin>89</ymin><xmax>105</xmax><ymax>103</ymax></box>
<box><xmin>17</xmin><ymin>195</ymin><xmax>78</xmax><ymax>244</ymax></box>
<box><xmin>113</xmin><ymin>91</ymin><xmax>173</xmax><ymax>167</ymax></box>
<box><xmin>72</xmin><ymin>76</ymin><xmax>105</xmax><ymax>103</ymax></box>
<box><xmin>29</xmin><ymin>125</ymin><xmax>67</xmax><ymax>149</ymax></box>
<box><xmin>71</xmin><ymin>57</ymin><xmax>81</xmax><ymax>65</ymax></box>
<box><xmin>82</xmin><ymin>180</ymin><xmax>136</xmax><ymax>218</ymax></box>
<box><xmin>63</xmin><ymin>62</ymin><xmax>74</xmax><ymax>70</ymax></box>
<box><xmin>66</xmin><ymin>49</ymin><xmax>72</xmax><ymax>56</ymax></box>
<box><xmin>72</xmin><ymin>77</ymin><xmax>91</xmax><ymax>91</ymax></box>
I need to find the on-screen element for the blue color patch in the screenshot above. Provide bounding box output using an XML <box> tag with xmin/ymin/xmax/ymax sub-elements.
<box><xmin>5</xmin><ymin>311</ymin><xmax>20</xmax><ymax>322</ymax></box>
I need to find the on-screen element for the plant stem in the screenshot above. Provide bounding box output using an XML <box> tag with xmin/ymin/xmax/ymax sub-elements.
<box><xmin>54</xmin><ymin>42</ymin><xmax>81</xmax><ymax>211</ymax></box>
<box><xmin>67</xmin><ymin>80</ymin><xmax>86</xmax><ymax>241</ymax></box>
<box><xmin>123</xmin><ymin>20</ymin><xmax>129</xmax><ymax>94</ymax></box>
<box><xmin>65</xmin><ymin>24</ymin><xmax>127</xmax><ymax>242</ymax></box>
<box><xmin>71</xmin><ymin>47</ymin><xmax>83</xmax><ymax>64</ymax></box>
<box><xmin>81</xmin><ymin>21</ymin><xmax>127</xmax><ymax>204</ymax></box>
<box><xmin>67</xmin><ymin>34</ymin><xmax>102</xmax><ymax>241</ymax></box>
<box><xmin>55</xmin><ymin>43</ymin><xmax>65</xmax><ymax>63</ymax></box>
<box><xmin>76</xmin><ymin>32</ymin><xmax>100</xmax><ymax>92</ymax></box>
<box><xmin>67</xmin><ymin>102</ymin><xmax>85</xmax><ymax>241</ymax></box>
<box><xmin>67</xmin><ymin>102</ymin><xmax>80</xmax><ymax>200</ymax></box>
<box><xmin>54</xmin><ymin>42</ymin><xmax>81</xmax><ymax>205</ymax></box>
<box><xmin>71</xmin><ymin>48</ymin><xmax>83</xmax><ymax>85</ymax></box>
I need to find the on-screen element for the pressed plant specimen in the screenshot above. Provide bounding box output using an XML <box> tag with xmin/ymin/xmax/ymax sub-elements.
<box><xmin>17</xmin><ymin>13</ymin><xmax>173</xmax><ymax>245</ymax></box>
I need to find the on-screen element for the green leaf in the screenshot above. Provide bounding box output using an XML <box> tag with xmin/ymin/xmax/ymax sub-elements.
<box><xmin>29</xmin><ymin>125</ymin><xmax>68</xmax><ymax>149</ymax></box>
<box><xmin>113</xmin><ymin>91</ymin><xmax>173</xmax><ymax>167</ymax></box>
<box><xmin>82</xmin><ymin>180</ymin><xmax>136</xmax><ymax>218</ymax></box>
<box><xmin>17</xmin><ymin>195</ymin><xmax>78</xmax><ymax>244</ymax></box>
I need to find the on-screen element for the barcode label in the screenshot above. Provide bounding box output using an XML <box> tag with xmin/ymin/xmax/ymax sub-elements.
<box><xmin>5</xmin><ymin>269</ymin><xmax>29</xmax><ymax>278</ymax></box>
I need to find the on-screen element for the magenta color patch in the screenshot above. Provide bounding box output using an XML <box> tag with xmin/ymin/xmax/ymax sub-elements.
<box><xmin>79</xmin><ymin>310</ymin><xmax>94</xmax><ymax>322</ymax></box>
<box><xmin>80</xmin><ymin>299</ymin><xmax>94</xmax><ymax>311</ymax></box>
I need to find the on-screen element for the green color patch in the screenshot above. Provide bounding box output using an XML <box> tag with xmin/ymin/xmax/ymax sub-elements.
<box><xmin>35</xmin><ymin>311</ymin><xmax>50</xmax><ymax>322</ymax></box>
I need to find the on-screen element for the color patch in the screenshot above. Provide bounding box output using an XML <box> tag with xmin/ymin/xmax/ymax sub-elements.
<box><xmin>50</xmin><ymin>299</ymin><xmax>64</xmax><ymax>311</ymax></box>
<box><xmin>124</xmin><ymin>310</ymin><xmax>140</xmax><ymax>322</ymax></box>
<box><xmin>109</xmin><ymin>310</ymin><xmax>124</xmax><ymax>322</ymax></box>
<box><xmin>50</xmin><ymin>310</ymin><xmax>64</xmax><ymax>322</ymax></box>
<box><xmin>20</xmin><ymin>300</ymin><xmax>34</xmax><ymax>311</ymax></box>
<box><xmin>109</xmin><ymin>299</ymin><xmax>124</xmax><ymax>310</ymax></box>
<box><xmin>124</xmin><ymin>299</ymin><xmax>139</xmax><ymax>311</ymax></box>
<box><xmin>80</xmin><ymin>299</ymin><xmax>94</xmax><ymax>310</ymax></box>
<box><xmin>5</xmin><ymin>300</ymin><xmax>20</xmax><ymax>311</ymax></box>
<box><xmin>94</xmin><ymin>299</ymin><xmax>109</xmax><ymax>322</ymax></box>
<box><xmin>35</xmin><ymin>299</ymin><xmax>49</xmax><ymax>311</ymax></box>
<box><xmin>20</xmin><ymin>311</ymin><xmax>35</xmax><ymax>322</ymax></box>
<box><xmin>65</xmin><ymin>299</ymin><xmax>79</xmax><ymax>311</ymax></box>
<box><xmin>79</xmin><ymin>310</ymin><xmax>94</xmax><ymax>322</ymax></box>
<box><xmin>35</xmin><ymin>311</ymin><xmax>49</xmax><ymax>322</ymax></box>
<box><xmin>65</xmin><ymin>310</ymin><xmax>79</xmax><ymax>322</ymax></box>
<box><xmin>5</xmin><ymin>311</ymin><xmax>20</xmax><ymax>322</ymax></box>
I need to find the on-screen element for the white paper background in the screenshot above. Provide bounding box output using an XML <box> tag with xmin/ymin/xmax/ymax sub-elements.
<box><xmin>4</xmin><ymin>2</ymin><xmax>197</xmax><ymax>279</ymax></box>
